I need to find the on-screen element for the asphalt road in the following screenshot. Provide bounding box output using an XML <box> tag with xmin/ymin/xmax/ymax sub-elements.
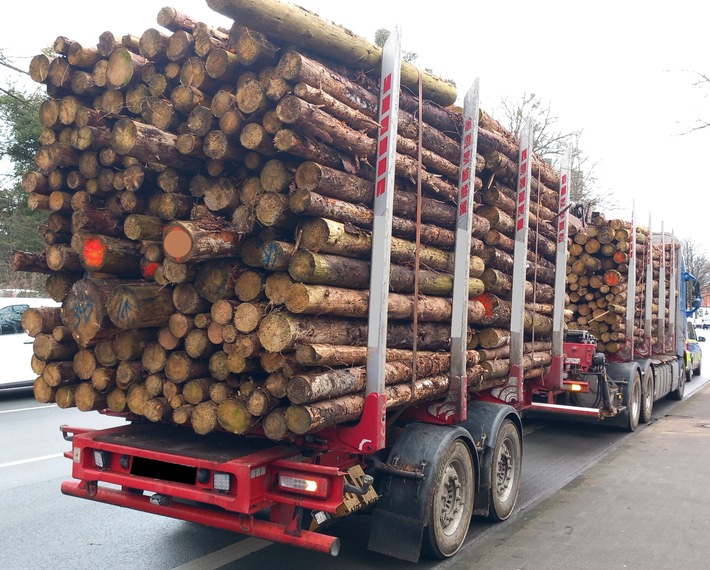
<box><xmin>1</xmin><ymin>363</ymin><xmax>707</xmax><ymax>570</ymax></box>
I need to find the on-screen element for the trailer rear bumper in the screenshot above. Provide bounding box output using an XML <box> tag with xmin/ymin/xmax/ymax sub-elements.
<box><xmin>61</xmin><ymin>480</ymin><xmax>340</xmax><ymax>556</ymax></box>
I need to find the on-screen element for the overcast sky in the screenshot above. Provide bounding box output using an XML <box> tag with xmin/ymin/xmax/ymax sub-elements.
<box><xmin>2</xmin><ymin>0</ymin><xmax>709</xmax><ymax>246</ymax></box>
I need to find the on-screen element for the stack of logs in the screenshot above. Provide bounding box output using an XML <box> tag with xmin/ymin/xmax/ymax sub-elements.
<box><xmin>14</xmin><ymin>0</ymin><xmax>564</xmax><ymax>439</ymax></box>
<box><xmin>564</xmin><ymin>213</ymin><xmax>674</xmax><ymax>353</ymax></box>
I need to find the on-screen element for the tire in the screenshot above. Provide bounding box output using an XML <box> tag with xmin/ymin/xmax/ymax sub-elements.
<box><xmin>624</xmin><ymin>373</ymin><xmax>641</xmax><ymax>432</ymax></box>
<box><xmin>685</xmin><ymin>357</ymin><xmax>692</xmax><ymax>383</ymax></box>
<box><xmin>669</xmin><ymin>367</ymin><xmax>686</xmax><ymax>401</ymax></box>
<box><xmin>422</xmin><ymin>439</ymin><xmax>475</xmax><ymax>559</ymax></box>
<box><xmin>640</xmin><ymin>369</ymin><xmax>654</xmax><ymax>424</ymax></box>
<box><xmin>693</xmin><ymin>361</ymin><xmax>701</xmax><ymax>376</ymax></box>
<box><xmin>487</xmin><ymin>419</ymin><xmax>522</xmax><ymax>522</ymax></box>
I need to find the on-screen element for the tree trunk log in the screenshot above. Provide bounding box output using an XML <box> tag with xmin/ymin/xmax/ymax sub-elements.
<box><xmin>258</xmin><ymin>312</ymin><xmax>473</xmax><ymax>353</ymax></box>
<box><xmin>208</xmin><ymin>0</ymin><xmax>456</xmax><ymax>105</ymax></box>
<box><xmin>217</xmin><ymin>397</ymin><xmax>256</xmax><ymax>434</ymax></box>
<box><xmin>163</xmin><ymin>218</ymin><xmax>244</xmax><ymax>263</ymax></box>
<box><xmin>107</xmin><ymin>283</ymin><xmax>175</xmax><ymax>329</ymax></box>
<box><xmin>285</xmin><ymin>373</ymin><xmax>450</xmax><ymax>434</ymax></box>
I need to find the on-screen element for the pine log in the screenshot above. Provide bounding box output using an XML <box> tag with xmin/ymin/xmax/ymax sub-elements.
<box><xmin>285</xmin><ymin>374</ymin><xmax>450</xmax><ymax>435</ymax></box>
<box><xmin>207</xmin><ymin>2</ymin><xmax>455</xmax><ymax>104</ymax></box>
<box><xmin>11</xmin><ymin>251</ymin><xmax>52</xmax><ymax>275</ymax></box>
<box><xmin>112</xmin><ymin>118</ymin><xmax>203</xmax><ymax>170</ymax></box>
<box><xmin>263</xmin><ymin>407</ymin><xmax>291</xmax><ymax>440</ymax></box>
<box><xmin>217</xmin><ymin>397</ymin><xmax>256</xmax><ymax>434</ymax></box>
<box><xmin>22</xmin><ymin>307</ymin><xmax>63</xmax><ymax>337</ymax></box>
<box><xmin>163</xmin><ymin>218</ymin><xmax>244</xmax><ymax>263</ymax></box>
<box><xmin>290</xmin><ymin>188</ymin><xmax>460</xmax><ymax>249</ymax></box>
<box><xmin>43</xmin><ymin>361</ymin><xmax>78</xmax><ymax>387</ymax></box>
<box><xmin>258</xmin><ymin>312</ymin><xmax>472</xmax><ymax>353</ymax></box>
<box><xmin>80</xmin><ymin>234</ymin><xmax>142</xmax><ymax>276</ymax></box>
<box><xmin>273</xmin><ymin>129</ymin><xmax>350</xmax><ymax>171</ymax></box>
<box><xmin>75</xmin><ymin>382</ymin><xmax>108</xmax><ymax>412</ymax></box>
<box><xmin>287</xmin><ymin>350</ymin><xmax>478</xmax><ymax>405</ymax></box>
<box><xmin>63</xmin><ymin>278</ymin><xmax>142</xmax><ymax>346</ymax></box>
<box><xmin>73</xmin><ymin>348</ymin><xmax>97</xmax><ymax>380</ymax></box>
<box><xmin>288</xmin><ymin>249</ymin><xmax>485</xmax><ymax>297</ymax></box>
<box><xmin>194</xmin><ymin>260</ymin><xmax>242</xmax><ymax>303</ymax></box>
<box><xmin>294</xmin><ymin>161</ymin><xmax>458</xmax><ymax>230</ymax></box>
<box><xmin>298</xmin><ymin>217</ymin><xmax>479</xmax><ymax>275</ymax></box>
<box><xmin>107</xmin><ymin>283</ymin><xmax>175</xmax><ymax>329</ymax></box>
<box><xmin>116</xmin><ymin>361</ymin><xmax>143</xmax><ymax>390</ymax></box>
<box><xmin>164</xmin><ymin>351</ymin><xmax>211</xmax><ymax>383</ymax></box>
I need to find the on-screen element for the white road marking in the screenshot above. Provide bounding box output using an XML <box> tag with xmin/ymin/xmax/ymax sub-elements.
<box><xmin>172</xmin><ymin>537</ymin><xmax>272</xmax><ymax>570</ymax></box>
<box><xmin>0</xmin><ymin>453</ymin><xmax>63</xmax><ymax>469</ymax></box>
<box><xmin>0</xmin><ymin>404</ymin><xmax>57</xmax><ymax>414</ymax></box>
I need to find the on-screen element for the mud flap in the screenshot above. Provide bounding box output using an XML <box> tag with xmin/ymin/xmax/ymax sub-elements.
<box><xmin>367</xmin><ymin>423</ymin><xmax>475</xmax><ymax>562</ymax></box>
<box><xmin>368</xmin><ymin>509</ymin><xmax>425</xmax><ymax>562</ymax></box>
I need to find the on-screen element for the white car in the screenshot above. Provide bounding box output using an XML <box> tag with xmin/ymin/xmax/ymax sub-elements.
<box><xmin>0</xmin><ymin>297</ymin><xmax>60</xmax><ymax>390</ymax></box>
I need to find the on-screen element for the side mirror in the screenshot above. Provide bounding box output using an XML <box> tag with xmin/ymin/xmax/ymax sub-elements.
<box><xmin>699</xmin><ymin>336</ymin><xmax>706</xmax><ymax>343</ymax></box>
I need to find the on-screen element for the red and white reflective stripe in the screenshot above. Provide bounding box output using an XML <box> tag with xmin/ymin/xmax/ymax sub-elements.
<box><xmin>657</xmin><ymin>225</ymin><xmax>666</xmax><ymax>351</ymax></box>
<box><xmin>366</xmin><ymin>28</ymin><xmax>401</xmax><ymax>398</ymax></box>
<box><xmin>645</xmin><ymin>215</ymin><xmax>653</xmax><ymax>354</ymax></box>
<box><xmin>509</xmin><ymin>122</ymin><xmax>532</xmax><ymax>398</ymax></box>
<box><xmin>625</xmin><ymin>203</ymin><xmax>637</xmax><ymax>354</ymax></box>
<box><xmin>450</xmin><ymin>80</ymin><xmax>480</xmax><ymax>387</ymax></box>
<box><xmin>668</xmin><ymin>231</ymin><xmax>677</xmax><ymax>350</ymax></box>
<box><xmin>552</xmin><ymin>150</ymin><xmax>571</xmax><ymax>361</ymax></box>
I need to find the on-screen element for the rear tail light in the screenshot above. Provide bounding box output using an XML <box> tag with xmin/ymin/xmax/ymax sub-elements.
<box><xmin>278</xmin><ymin>471</ymin><xmax>330</xmax><ymax>498</ymax></box>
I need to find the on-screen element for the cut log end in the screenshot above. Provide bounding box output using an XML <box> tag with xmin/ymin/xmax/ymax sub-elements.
<box><xmin>163</xmin><ymin>226</ymin><xmax>194</xmax><ymax>262</ymax></box>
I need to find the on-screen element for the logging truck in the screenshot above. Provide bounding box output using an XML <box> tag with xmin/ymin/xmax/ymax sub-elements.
<box><xmin>15</xmin><ymin>0</ymin><xmax>702</xmax><ymax>564</ymax></box>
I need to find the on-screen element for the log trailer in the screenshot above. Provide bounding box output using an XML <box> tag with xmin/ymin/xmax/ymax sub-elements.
<box><xmin>49</xmin><ymin>17</ymin><xmax>700</xmax><ymax>568</ymax></box>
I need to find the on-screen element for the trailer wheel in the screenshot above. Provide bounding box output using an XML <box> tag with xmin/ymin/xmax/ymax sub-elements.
<box><xmin>488</xmin><ymin>419</ymin><xmax>522</xmax><ymax>522</ymax></box>
<box><xmin>624</xmin><ymin>372</ymin><xmax>641</xmax><ymax>432</ymax></box>
<box><xmin>422</xmin><ymin>439</ymin><xmax>474</xmax><ymax>559</ymax></box>
<box><xmin>640</xmin><ymin>369</ymin><xmax>654</xmax><ymax>424</ymax></box>
<box><xmin>669</xmin><ymin>367</ymin><xmax>686</xmax><ymax>401</ymax></box>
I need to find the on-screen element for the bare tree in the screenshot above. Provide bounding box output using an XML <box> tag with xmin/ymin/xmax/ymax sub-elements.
<box><xmin>373</xmin><ymin>29</ymin><xmax>455</xmax><ymax>87</ymax></box>
<box><xmin>682</xmin><ymin>237</ymin><xmax>710</xmax><ymax>295</ymax></box>
<box><xmin>374</xmin><ymin>28</ymin><xmax>418</xmax><ymax>63</ymax></box>
<box><xmin>494</xmin><ymin>92</ymin><xmax>614</xmax><ymax>217</ymax></box>
<box><xmin>680</xmin><ymin>71</ymin><xmax>710</xmax><ymax>134</ymax></box>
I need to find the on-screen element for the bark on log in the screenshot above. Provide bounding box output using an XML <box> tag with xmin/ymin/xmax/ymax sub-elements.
<box><xmin>107</xmin><ymin>283</ymin><xmax>175</xmax><ymax>329</ymax></box>
<box><xmin>208</xmin><ymin>0</ymin><xmax>456</xmax><ymax>105</ymax></box>
<box><xmin>192</xmin><ymin>401</ymin><xmax>219</xmax><ymax>434</ymax></box>
<box><xmin>164</xmin><ymin>351</ymin><xmax>211</xmax><ymax>383</ymax></box>
<box><xmin>217</xmin><ymin>397</ymin><xmax>256</xmax><ymax>434</ymax></box>
<box><xmin>172</xmin><ymin>283</ymin><xmax>212</xmax><ymax>315</ymax></box>
<box><xmin>80</xmin><ymin>234</ymin><xmax>142</xmax><ymax>276</ymax></box>
<box><xmin>287</xmin><ymin>350</ymin><xmax>479</xmax><ymax>405</ymax></box>
<box><xmin>22</xmin><ymin>307</ymin><xmax>63</xmax><ymax>337</ymax></box>
<box><xmin>163</xmin><ymin>218</ymin><xmax>244</xmax><ymax>263</ymax></box>
<box><xmin>285</xmin><ymin>374</ymin><xmax>450</xmax><ymax>435</ymax></box>
<box><xmin>259</xmin><ymin>312</ymin><xmax>473</xmax><ymax>353</ymax></box>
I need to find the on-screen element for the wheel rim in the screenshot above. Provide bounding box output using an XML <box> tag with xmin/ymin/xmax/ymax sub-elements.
<box><xmin>495</xmin><ymin>438</ymin><xmax>515</xmax><ymax>503</ymax></box>
<box><xmin>436</xmin><ymin>459</ymin><xmax>466</xmax><ymax>536</ymax></box>
<box><xmin>631</xmin><ymin>379</ymin><xmax>641</xmax><ymax>419</ymax></box>
<box><xmin>643</xmin><ymin>376</ymin><xmax>653</xmax><ymax>415</ymax></box>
